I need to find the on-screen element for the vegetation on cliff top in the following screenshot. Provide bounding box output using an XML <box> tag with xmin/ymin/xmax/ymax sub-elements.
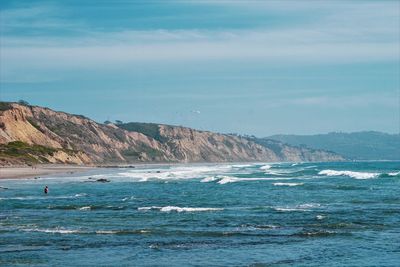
<box><xmin>0</xmin><ymin>103</ymin><xmax>345</xmax><ymax>165</ymax></box>
<box><xmin>118</xmin><ymin>122</ymin><xmax>168</xmax><ymax>142</ymax></box>
<box><xmin>0</xmin><ymin>141</ymin><xmax>56</xmax><ymax>164</ymax></box>
<box><xmin>0</xmin><ymin>102</ymin><xmax>12</xmax><ymax>112</ymax></box>
<box><xmin>0</xmin><ymin>141</ymin><xmax>79</xmax><ymax>165</ymax></box>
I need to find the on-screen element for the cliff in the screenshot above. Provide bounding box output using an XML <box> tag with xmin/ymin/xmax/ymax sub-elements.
<box><xmin>0</xmin><ymin>102</ymin><xmax>344</xmax><ymax>165</ymax></box>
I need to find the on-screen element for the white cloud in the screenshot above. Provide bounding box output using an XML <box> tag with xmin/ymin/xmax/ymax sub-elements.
<box><xmin>0</xmin><ymin>1</ymin><xmax>398</xmax><ymax>82</ymax></box>
<box><xmin>269</xmin><ymin>94</ymin><xmax>398</xmax><ymax>109</ymax></box>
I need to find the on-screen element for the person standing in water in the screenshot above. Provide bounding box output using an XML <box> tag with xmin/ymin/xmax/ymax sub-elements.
<box><xmin>44</xmin><ymin>186</ymin><xmax>49</xmax><ymax>194</ymax></box>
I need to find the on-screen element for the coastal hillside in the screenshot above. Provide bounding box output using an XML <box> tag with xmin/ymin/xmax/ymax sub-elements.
<box><xmin>269</xmin><ymin>132</ymin><xmax>400</xmax><ymax>160</ymax></box>
<box><xmin>0</xmin><ymin>102</ymin><xmax>344</xmax><ymax>165</ymax></box>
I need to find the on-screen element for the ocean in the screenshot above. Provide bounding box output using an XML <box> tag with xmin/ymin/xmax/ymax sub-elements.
<box><xmin>1</xmin><ymin>161</ymin><xmax>399</xmax><ymax>266</ymax></box>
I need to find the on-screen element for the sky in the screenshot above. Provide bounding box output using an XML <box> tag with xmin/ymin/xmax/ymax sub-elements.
<box><xmin>0</xmin><ymin>0</ymin><xmax>399</xmax><ymax>136</ymax></box>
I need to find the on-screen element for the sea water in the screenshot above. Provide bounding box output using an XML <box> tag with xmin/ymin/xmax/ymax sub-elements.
<box><xmin>0</xmin><ymin>161</ymin><xmax>399</xmax><ymax>266</ymax></box>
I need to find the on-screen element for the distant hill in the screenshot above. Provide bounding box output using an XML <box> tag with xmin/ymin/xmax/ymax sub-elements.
<box><xmin>0</xmin><ymin>102</ymin><xmax>343</xmax><ymax>165</ymax></box>
<box><xmin>269</xmin><ymin>131</ymin><xmax>400</xmax><ymax>160</ymax></box>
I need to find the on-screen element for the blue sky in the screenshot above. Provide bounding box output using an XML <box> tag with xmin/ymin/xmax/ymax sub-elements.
<box><xmin>0</xmin><ymin>0</ymin><xmax>399</xmax><ymax>136</ymax></box>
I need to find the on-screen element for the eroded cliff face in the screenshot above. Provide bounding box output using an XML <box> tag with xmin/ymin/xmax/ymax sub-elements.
<box><xmin>0</xmin><ymin>103</ymin><xmax>175</xmax><ymax>165</ymax></box>
<box><xmin>0</xmin><ymin>103</ymin><xmax>344</xmax><ymax>165</ymax></box>
<box><xmin>157</xmin><ymin>125</ymin><xmax>280</xmax><ymax>162</ymax></box>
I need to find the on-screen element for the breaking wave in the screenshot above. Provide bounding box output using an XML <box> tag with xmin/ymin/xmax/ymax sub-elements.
<box><xmin>21</xmin><ymin>228</ymin><xmax>81</xmax><ymax>234</ymax></box>
<box><xmin>116</xmin><ymin>165</ymin><xmax>233</xmax><ymax>181</ymax></box>
<box><xmin>200</xmin><ymin>176</ymin><xmax>220</xmax><ymax>183</ymax></box>
<box><xmin>273</xmin><ymin>203</ymin><xmax>321</xmax><ymax>212</ymax></box>
<box><xmin>95</xmin><ymin>229</ymin><xmax>150</xmax><ymax>235</ymax></box>
<box><xmin>77</xmin><ymin>206</ymin><xmax>91</xmax><ymax>211</ymax></box>
<box><xmin>387</xmin><ymin>171</ymin><xmax>400</xmax><ymax>177</ymax></box>
<box><xmin>273</xmin><ymin>182</ymin><xmax>303</xmax><ymax>187</ymax></box>
<box><xmin>259</xmin><ymin>164</ymin><xmax>272</xmax><ymax>170</ymax></box>
<box><xmin>318</xmin><ymin>170</ymin><xmax>379</xmax><ymax>179</ymax></box>
<box><xmin>138</xmin><ymin>206</ymin><xmax>223</xmax><ymax>212</ymax></box>
<box><xmin>216</xmin><ymin>176</ymin><xmax>299</xmax><ymax>184</ymax></box>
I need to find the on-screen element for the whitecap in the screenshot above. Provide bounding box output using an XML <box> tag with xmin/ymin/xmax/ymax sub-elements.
<box><xmin>138</xmin><ymin>207</ymin><xmax>153</xmax><ymax>211</ymax></box>
<box><xmin>95</xmin><ymin>230</ymin><xmax>115</xmax><ymax>234</ymax></box>
<box><xmin>273</xmin><ymin>182</ymin><xmax>303</xmax><ymax>187</ymax></box>
<box><xmin>78</xmin><ymin>206</ymin><xmax>91</xmax><ymax>211</ymax></box>
<box><xmin>138</xmin><ymin>206</ymin><xmax>223</xmax><ymax>212</ymax></box>
<box><xmin>21</xmin><ymin>228</ymin><xmax>81</xmax><ymax>234</ymax></box>
<box><xmin>217</xmin><ymin>176</ymin><xmax>300</xmax><ymax>184</ymax></box>
<box><xmin>260</xmin><ymin>164</ymin><xmax>272</xmax><ymax>170</ymax></box>
<box><xmin>274</xmin><ymin>203</ymin><xmax>320</xmax><ymax>212</ymax></box>
<box><xmin>217</xmin><ymin>176</ymin><xmax>240</xmax><ymax>184</ymax></box>
<box><xmin>121</xmin><ymin>196</ymin><xmax>136</xmax><ymax>201</ymax></box>
<box><xmin>316</xmin><ymin>215</ymin><xmax>326</xmax><ymax>220</ymax></box>
<box><xmin>298</xmin><ymin>203</ymin><xmax>320</xmax><ymax>209</ymax></box>
<box><xmin>200</xmin><ymin>176</ymin><xmax>219</xmax><ymax>183</ymax></box>
<box><xmin>318</xmin><ymin>169</ymin><xmax>379</xmax><ymax>179</ymax></box>
<box><xmin>388</xmin><ymin>171</ymin><xmax>400</xmax><ymax>176</ymax></box>
<box><xmin>116</xmin><ymin>165</ymin><xmax>233</xmax><ymax>181</ymax></box>
<box><xmin>304</xmin><ymin>165</ymin><xmax>317</xmax><ymax>169</ymax></box>
<box><xmin>274</xmin><ymin>207</ymin><xmax>302</xmax><ymax>212</ymax></box>
<box><xmin>231</xmin><ymin>164</ymin><xmax>253</xmax><ymax>168</ymax></box>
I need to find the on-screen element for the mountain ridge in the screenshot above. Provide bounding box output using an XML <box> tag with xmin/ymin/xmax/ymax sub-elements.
<box><xmin>0</xmin><ymin>102</ymin><xmax>344</xmax><ymax>165</ymax></box>
<box><xmin>269</xmin><ymin>131</ymin><xmax>400</xmax><ymax>160</ymax></box>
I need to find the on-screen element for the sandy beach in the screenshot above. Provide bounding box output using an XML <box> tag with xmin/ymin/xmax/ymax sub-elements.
<box><xmin>0</xmin><ymin>165</ymin><xmax>96</xmax><ymax>179</ymax></box>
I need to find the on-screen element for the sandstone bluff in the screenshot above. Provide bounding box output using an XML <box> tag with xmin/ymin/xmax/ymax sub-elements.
<box><xmin>0</xmin><ymin>102</ymin><xmax>344</xmax><ymax>165</ymax></box>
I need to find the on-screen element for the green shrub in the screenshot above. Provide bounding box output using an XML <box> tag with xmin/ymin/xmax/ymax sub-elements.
<box><xmin>0</xmin><ymin>102</ymin><xmax>12</xmax><ymax>111</ymax></box>
<box><xmin>118</xmin><ymin>123</ymin><xmax>168</xmax><ymax>143</ymax></box>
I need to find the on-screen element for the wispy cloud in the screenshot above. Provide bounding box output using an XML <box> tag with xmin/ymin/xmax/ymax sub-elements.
<box><xmin>0</xmin><ymin>1</ymin><xmax>398</xmax><ymax>83</ymax></box>
<box><xmin>0</xmin><ymin>4</ymin><xmax>85</xmax><ymax>34</ymax></box>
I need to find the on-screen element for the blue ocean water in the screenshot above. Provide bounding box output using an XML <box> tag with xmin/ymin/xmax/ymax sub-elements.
<box><xmin>1</xmin><ymin>161</ymin><xmax>399</xmax><ymax>266</ymax></box>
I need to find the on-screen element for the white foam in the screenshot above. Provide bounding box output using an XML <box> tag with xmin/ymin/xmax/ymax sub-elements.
<box><xmin>241</xmin><ymin>224</ymin><xmax>279</xmax><ymax>230</ymax></box>
<box><xmin>78</xmin><ymin>206</ymin><xmax>91</xmax><ymax>211</ymax></box>
<box><xmin>95</xmin><ymin>230</ymin><xmax>115</xmax><ymax>234</ymax></box>
<box><xmin>137</xmin><ymin>207</ymin><xmax>153</xmax><ymax>211</ymax></box>
<box><xmin>217</xmin><ymin>176</ymin><xmax>240</xmax><ymax>184</ymax></box>
<box><xmin>217</xmin><ymin>176</ymin><xmax>299</xmax><ymax>184</ymax></box>
<box><xmin>388</xmin><ymin>171</ymin><xmax>400</xmax><ymax>176</ymax></box>
<box><xmin>138</xmin><ymin>206</ymin><xmax>223</xmax><ymax>212</ymax></box>
<box><xmin>260</xmin><ymin>164</ymin><xmax>272</xmax><ymax>170</ymax></box>
<box><xmin>200</xmin><ymin>176</ymin><xmax>219</xmax><ymax>183</ymax></box>
<box><xmin>273</xmin><ymin>182</ymin><xmax>303</xmax><ymax>187</ymax></box>
<box><xmin>316</xmin><ymin>215</ymin><xmax>326</xmax><ymax>220</ymax></box>
<box><xmin>318</xmin><ymin>169</ymin><xmax>379</xmax><ymax>179</ymax></box>
<box><xmin>121</xmin><ymin>196</ymin><xmax>136</xmax><ymax>201</ymax></box>
<box><xmin>298</xmin><ymin>203</ymin><xmax>320</xmax><ymax>209</ymax></box>
<box><xmin>21</xmin><ymin>228</ymin><xmax>81</xmax><ymax>234</ymax></box>
<box><xmin>274</xmin><ymin>207</ymin><xmax>302</xmax><ymax>212</ymax></box>
<box><xmin>274</xmin><ymin>203</ymin><xmax>320</xmax><ymax>212</ymax></box>
<box><xmin>264</xmin><ymin>170</ymin><xmax>285</xmax><ymax>176</ymax></box>
<box><xmin>117</xmin><ymin>165</ymin><xmax>233</xmax><ymax>181</ymax></box>
<box><xmin>232</xmin><ymin>164</ymin><xmax>253</xmax><ymax>168</ymax></box>
<box><xmin>304</xmin><ymin>165</ymin><xmax>317</xmax><ymax>169</ymax></box>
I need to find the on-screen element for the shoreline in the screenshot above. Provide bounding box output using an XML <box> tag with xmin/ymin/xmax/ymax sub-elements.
<box><xmin>0</xmin><ymin>160</ymin><xmax>367</xmax><ymax>180</ymax></box>
<box><xmin>0</xmin><ymin>162</ymin><xmax>257</xmax><ymax>180</ymax></box>
<box><xmin>0</xmin><ymin>165</ymin><xmax>97</xmax><ymax>180</ymax></box>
